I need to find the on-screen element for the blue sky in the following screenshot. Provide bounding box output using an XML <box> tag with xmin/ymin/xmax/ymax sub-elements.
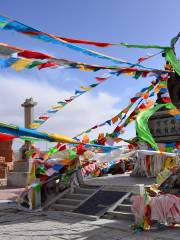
<box><xmin>0</xmin><ymin>0</ymin><xmax>180</xmax><ymax>149</ymax></box>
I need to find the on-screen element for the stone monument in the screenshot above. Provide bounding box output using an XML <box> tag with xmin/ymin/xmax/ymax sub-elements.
<box><xmin>149</xmin><ymin>72</ymin><xmax>180</xmax><ymax>143</ymax></box>
<box><xmin>7</xmin><ymin>98</ymin><xmax>37</xmax><ymax>187</ymax></box>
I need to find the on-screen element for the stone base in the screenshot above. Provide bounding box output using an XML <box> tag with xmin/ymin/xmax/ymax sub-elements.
<box><xmin>149</xmin><ymin>109</ymin><xmax>180</xmax><ymax>143</ymax></box>
<box><xmin>7</xmin><ymin>171</ymin><xmax>30</xmax><ymax>187</ymax></box>
<box><xmin>0</xmin><ymin>178</ymin><xmax>7</xmax><ymax>186</ymax></box>
<box><xmin>7</xmin><ymin>160</ymin><xmax>33</xmax><ymax>187</ymax></box>
<box><xmin>13</xmin><ymin>160</ymin><xmax>33</xmax><ymax>172</ymax></box>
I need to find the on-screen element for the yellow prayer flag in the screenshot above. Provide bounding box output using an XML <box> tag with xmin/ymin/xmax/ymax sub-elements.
<box><xmin>30</xmin><ymin>123</ymin><xmax>40</xmax><ymax>129</ymax></box>
<box><xmin>49</xmin><ymin>133</ymin><xmax>79</xmax><ymax>144</ymax></box>
<box><xmin>11</xmin><ymin>58</ymin><xmax>33</xmax><ymax>71</ymax></box>
<box><xmin>28</xmin><ymin>164</ymin><xmax>36</xmax><ymax>184</ymax></box>
<box><xmin>52</xmin><ymin>105</ymin><xmax>64</xmax><ymax>110</ymax></box>
<box><xmin>124</xmin><ymin>71</ymin><xmax>134</xmax><ymax>76</ymax></box>
<box><xmin>80</xmin><ymin>86</ymin><xmax>92</xmax><ymax>91</ymax></box>
<box><xmin>79</xmin><ymin>65</ymin><xmax>92</xmax><ymax>71</ymax></box>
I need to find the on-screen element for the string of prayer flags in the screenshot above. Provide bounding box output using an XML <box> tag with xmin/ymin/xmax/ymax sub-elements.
<box><xmin>0</xmin><ymin>43</ymin><xmax>169</xmax><ymax>74</ymax></box>
<box><xmin>0</xmin><ymin>121</ymin><xmax>79</xmax><ymax>144</ymax></box>
<box><xmin>135</xmin><ymin>73</ymin><xmax>178</xmax><ymax>149</ymax></box>
<box><xmin>91</xmin><ymin>80</ymin><xmax>160</xmax><ymax>144</ymax></box>
<box><xmin>37</xmin><ymin>77</ymin><xmax>160</xmax><ymax>159</ymax></box>
<box><xmin>75</xmin><ymin>79</ymin><xmax>159</xmax><ymax>138</ymax></box>
<box><xmin>109</xmin><ymin>75</ymin><xmax>168</xmax><ymax>139</ymax></box>
<box><xmin>31</xmin><ymin>81</ymin><xmax>102</xmax><ymax>129</ymax></box>
<box><xmin>0</xmin><ymin>15</ymin><xmax>170</xmax><ymax>51</ymax></box>
<box><xmin>0</xmin><ymin>15</ymin><xmax>135</xmax><ymax>66</ymax></box>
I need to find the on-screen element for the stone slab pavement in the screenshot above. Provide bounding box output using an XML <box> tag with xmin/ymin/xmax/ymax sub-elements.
<box><xmin>0</xmin><ymin>207</ymin><xmax>179</xmax><ymax>240</ymax></box>
<box><xmin>0</xmin><ymin>186</ymin><xmax>24</xmax><ymax>201</ymax></box>
<box><xmin>85</xmin><ymin>173</ymin><xmax>155</xmax><ymax>187</ymax></box>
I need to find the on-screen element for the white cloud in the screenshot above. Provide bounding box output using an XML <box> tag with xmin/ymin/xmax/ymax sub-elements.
<box><xmin>0</xmin><ymin>73</ymin><xmax>135</xmax><ymax>150</ymax></box>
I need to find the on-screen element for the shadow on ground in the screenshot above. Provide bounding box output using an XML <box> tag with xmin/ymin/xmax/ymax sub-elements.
<box><xmin>0</xmin><ymin>208</ymin><xmax>179</xmax><ymax>240</ymax></box>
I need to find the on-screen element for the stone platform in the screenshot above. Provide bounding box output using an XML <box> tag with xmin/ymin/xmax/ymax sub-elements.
<box><xmin>7</xmin><ymin>160</ymin><xmax>33</xmax><ymax>187</ymax></box>
<box><xmin>85</xmin><ymin>172</ymin><xmax>155</xmax><ymax>188</ymax></box>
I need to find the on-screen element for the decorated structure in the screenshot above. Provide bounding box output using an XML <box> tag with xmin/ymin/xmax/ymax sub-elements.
<box><xmin>0</xmin><ymin>14</ymin><xmax>179</xmax><ymax>229</ymax></box>
<box><xmin>149</xmin><ymin>71</ymin><xmax>180</xmax><ymax>143</ymax></box>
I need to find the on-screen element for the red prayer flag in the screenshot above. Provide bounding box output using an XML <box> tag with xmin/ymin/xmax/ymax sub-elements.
<box><xmin>56</xmin><ymin>37</ymin><xmax>112</xmax><ymax>47</ymax></box>
<box><xmin>18</xmin><ymin>50</ymin><xmax>52</xmax><ymax>59</ymax></box>
<box><xmin>39</xmin><ymin>116</ymin><xmax>49</xmax><ymax>120</ymax></box>
<box><xmin>162</xmin><ymin>97</ymin><xmax>171</xmax><ymax>103</ymax></box>
<box><xmin>95</xmin><ymin>77</ymin><xmax>109</xmax><ymax>82</ymax></box>
<box><xmin>0</xmin><ymin>133</ymin><xmax>16</xmax><ymax>141</ymax></box>
<box><xmin>38</xmin><ymin>62</ymin><xmax>58</xmax><ymax>70</ymax></box>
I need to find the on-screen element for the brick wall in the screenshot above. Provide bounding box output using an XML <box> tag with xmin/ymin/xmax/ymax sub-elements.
<box><xmin>0</xmin><ymin>140</ymin><xmax>13</xmax><ymax>163</ymax></box>
<box><xmin>0</xmin><ymin>140</ymin><xmax>14</xmax><ymax>179</ymax></box>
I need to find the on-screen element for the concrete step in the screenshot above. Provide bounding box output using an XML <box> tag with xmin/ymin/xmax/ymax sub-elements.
<box><xmin>122</xmin><ymin>198</ymin><xmax>132</xmax><ymax>205</ymax></box>
<box><xmin>79</xmin><ymin>184</ymin><xmax>99</xmax><ymax>190</ymax></box>
<box><xmin>51</xmin><ymin>203</ymin><xmax>76</xmax><ymax>212</ymax></box>
<box><xmin>105</xmin><ymin>210</ymin><xmax>134</xmax><ymax>221</ymax></box>
<box><xmin>56</xmin><ymin>198</ymin><xmax>81</xmax><ymax>206</ymax></box>
<box><xmin>74</xmin><ymin>187</ymin><xmax>95</xmax><ymax>195</ymax></box>
<box><xmin>63</xmin><ymin>193</ymin><xmax>89</xmax><ymax>200</ymax></box>
<box><xmin>115</xmin><ymin>204</ymin><xmax>132</xmax><ymax>213</ymax></box>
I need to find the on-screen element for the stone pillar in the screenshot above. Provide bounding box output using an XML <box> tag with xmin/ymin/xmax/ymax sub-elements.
<box><xmin>7</xmin><ymin>98</ymin><xmax>37</xmax><ymax>187</ymax></box>
<box><xmin>21</xmin><ymin>98</ymin><xmax>37</xmax><ymax>129</ymax></box>
<box><xmin>20</xmin><ymin>98</ymin><xmax>37</xmax><ymax>161</ymax></box>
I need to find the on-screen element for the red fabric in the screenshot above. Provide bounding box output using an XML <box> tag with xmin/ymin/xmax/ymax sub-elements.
<box><xmin>76</xmin><ymin>144</ymin><xmax>86</xmax><ymax>155</ymax></box>
<box><xmin>39</xmin><ymin>116</ymin><xmax>49</xmax><ymax>120</ymax></box>
<box><xmin>176</xmin><ymin>142</ymin><xmax>180</xmax><ymax>149</ymax></box>
<box><xmin>138</xmin><ymin>57</ymin><xmax>149</xmax><ymax>62</ymax></box>
<box><xmin>121</xmin><ymin>68</ymin><xmax>137</xmax><ymax>73</ymax></box>
<box><xmin>58</xmin><ymin>145</ymin><xmax>66</xmax><ymax>151</ymax></box>
<box><xmin>162</xmin><ymin>97</ymin><xmax>171</xmax><ymax>103</ymax></box>
<box><xmin>138</xmin><ymin>103</ymin><xmax>146</xmax><ymax>109</ymax></box>
<box><xmin>129</xmin><ymin>111</ymin><xmax>136</xmax><ymax>118</ymax></box>
<box><xmin>18</xmin><ymin>50</ymin><xmax>52</xmax><ymax>59</ymax></box>
<box><xmin>142</xmin><ymin>71</ymin><xmax>149</xmax><ymax>77</ymax></box>
<box><xmin>114</xmin><ymin>126</ymin><xmax>121</xmax><ymax>133</ymax></box>
<box><xmin>38</xmin><ymin>62</ymin><xmax>58</xmax><ymax>70</ymax></box>
<box><xmin>56</xmin><ymin>37</ymin><xmax>112</xmax><ymax>47</ymax></box>
<box><xmin>21</xmin><ymin>31</ymin><xmax>112</xmax><ymax>47</ymax></box>
<box><xmin>0</xmin><ymin>133</ymin><xmax>16</xmax><ymax>141</ymax></box>
<box><xmin>65</xmin><ymin>99</ymin><xmax>73</xmax><ymax>103</ymax></box>
<box><xmin>95</xmin><ymin>77</ymin><xmax>109</xmax><ymax>82</ymax></box>
<box><xmin>130</xmin><ymin>97</ymin><xmax>138</xmax><ymax>103</ymax></box>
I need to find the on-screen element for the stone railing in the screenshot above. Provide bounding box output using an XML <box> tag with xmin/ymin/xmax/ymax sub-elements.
<box><xmin>19</xmin><ymin>168</ymin><xmax>83</xmax><ymax>211</ymax></box>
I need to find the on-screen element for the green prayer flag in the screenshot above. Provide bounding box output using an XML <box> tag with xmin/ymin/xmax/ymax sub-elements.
<box><xmin>148</xmin><ymin>85</ymin><xmax>154</xmax><ymax>91</ymax></box>
<box><xmin>136</xmin><ymin>103</ymin><xmax>175</xmax><ymax>150</ymax></box>
<box><xmin>48</xmin><ymin>147</ymin><xmax>58</xmax><ymax>155</ymax></box>
<box><xmin>27</xmin><ymin>61</ymin><xmax>42</xmax><ymax>69</ymax></box>
<box><xmin>134</xmin><ymin>71</ymin><xmax>142</xmax><ymax>79</ymax></box>
<box><xmin>121</xmin><ymin>42</ymin><xmax>170</xmax><ymax>50</ymax></box>
<box><xmin>68</xmin><ymin>149</ymin><xmax>77</xmax><ymax>160</ymax></box>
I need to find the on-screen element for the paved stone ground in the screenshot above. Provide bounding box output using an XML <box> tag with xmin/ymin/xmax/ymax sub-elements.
<box><xmin>0</xmin><ymin>186</ymin><xmax>24</xmax><ymax>200</ymax></box>
<box><xmin>0</xmin><ymin>207</ymin><xmax>179</xmax><ymax>240</ymax></box>
<box><xmin>85</xmin><ymin>173</ymin><xmax>155</xmax><ymax>186</ymax></box>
